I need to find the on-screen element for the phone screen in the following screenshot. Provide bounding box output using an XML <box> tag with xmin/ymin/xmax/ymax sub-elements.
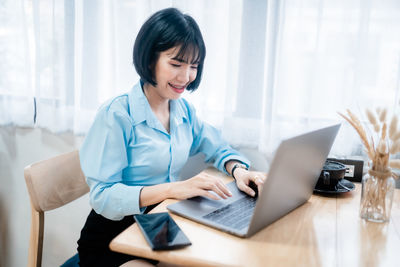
<box><xmin>134</xmin><ymin>212</ymin><xmax>192</xmax><ymax>250</ymax></box>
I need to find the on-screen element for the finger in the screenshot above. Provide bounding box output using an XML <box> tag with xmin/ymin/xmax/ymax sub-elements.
<box><xmin>253</xmin><ymin>175</ymin><xmax>264</xmax><ymax>187</ymax></box>
<box><xmin>202</xmin><ymin>190</ymin><xmax>220</xmax><ymax>200</ymax></box>
<box><xmin>254</xmin><ymin>178</ymin><xmax>263</xmax><ymax>194</ymax></box>
<box><xmin>215</xmin><ymin>179</ymin><xmax>233</xmax><ymax>197</ymax></box>
<box><xmin>194</xmin><ymin>177</ymin><xmax>227</xmax><ymax>199</ymax></box>
<box><xmin>261</xmin><ymin>173</ymin><xmax>268</xmax><ymax>181</ymax></box>
<box><xmin>252</xmin><ymin>172</ymin><xmax>267</xmax><ymax>181</ymax></box>
<box><xmin>209</xmin><ymin>182</ymin><xmax>229</xmax><ymax>199</ymax></box>
<box><xmin>237</xmin><ymin>180</ymin><xmax>256</xmax><ymax>197</ymax></box>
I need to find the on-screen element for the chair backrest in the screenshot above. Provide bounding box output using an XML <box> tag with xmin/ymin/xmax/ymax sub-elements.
<box><xmin>24</xmin><ymin>150</ymin><xmax>89</xmax><ymax>267</ymax></box>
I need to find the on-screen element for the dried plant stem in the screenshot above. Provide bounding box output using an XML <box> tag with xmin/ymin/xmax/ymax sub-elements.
<box><xmin>339</xmin><ymin>109</ymin><xmax>400</xmax><ymax>222</ymax></box>
<box><xmin>381</xmin><ymin>123</ymin><xmax>387</xmax><ymax>141</ymax></box>
<box><xmin>389</xmin><ymin>159</ymin><xmax>400</xmax><ymax>169</ymax></box>
<box><xmin>366</xmin><ymin>109</ymin><xmax>379</xmax><ymax>133</ymax></box>
<box><xmin>360</xmin><ymin>172</ymin><xmax>394</xmax><ymax>222</ymax></box>
<box><xmin>338</xmin><ymin>111</ymin><xmax>374</xmax><ymax>159</ymax></box>
<box><xmin>379</xmin><ymin>108</ymin><xmax>387</xmax><ymax>122</ymax></box>
<box><xmin>339</xmin><ymin>107</ymin><xmax>397</xmax><ymax>223</ymax></box>
<box><xmin>389</xmin><ymin>116</ymin><xmax>398</xmax><ymax>140</ymax></box>
<box><xmin>392</xmin><ymin>131</ymin><xmax>400</xmax><ymax>142</ymax></box>
<box><xmin>390</xmin><ymin>140</ymin><xmax>400</xmax><ymax>154</ymax></box>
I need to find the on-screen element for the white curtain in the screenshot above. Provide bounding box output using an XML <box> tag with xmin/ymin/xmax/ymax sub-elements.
<box><xmin>0</xmin><ymin>0</ymin><xmax>244</xmax><ymax>132</ymax></box>
<box><xmin>1</xmin><ymin>0</ymin><xmax>400</xmax><ymax>159</ymax></box>
<box><xmin>260</xmin><ymin>0</ymin><xmax>400</xmax><ymax>158</ymax></box>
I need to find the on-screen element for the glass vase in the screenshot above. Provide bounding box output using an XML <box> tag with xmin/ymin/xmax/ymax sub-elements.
<box><xmin>360</xmin><ymin>169</ymin><xmax>395</xmax><ymax>223</ymax></box>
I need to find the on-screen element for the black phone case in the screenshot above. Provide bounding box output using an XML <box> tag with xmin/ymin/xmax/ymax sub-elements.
<box><xmin>134</xmin><ymin>212</ymin><xmax>191</xmax><ymax>250</ymax></box>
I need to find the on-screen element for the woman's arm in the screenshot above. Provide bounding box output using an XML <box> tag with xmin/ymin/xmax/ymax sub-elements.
<box><xmin>139</xmin><ymin>171</ymin><xmax>233</xmax><ymax>207</ymax></box>
<box><xmin>140</xmin><ymin>161</ymin><xmax>267</xmax><ymax>207</ymax></box>
<box><xmin>225</xmin><ymin>160</ymin><xmax>267</xmax><ymax>197</ymax></box>
<box><xmin>80</xmin><ymin>100</ymin><xmax>141</xmax><ymax>220</ymax></box>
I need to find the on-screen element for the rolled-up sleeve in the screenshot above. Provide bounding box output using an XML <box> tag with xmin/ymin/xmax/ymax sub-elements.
<box><xmin>79</xmin><ymin>103</ymin><xmax>143</xmax><ymax>220</ymax></box>
<box><xmin>186</xmin><ymin>100</ymin><xmax>250</xmax><ymax>174</ymax></box>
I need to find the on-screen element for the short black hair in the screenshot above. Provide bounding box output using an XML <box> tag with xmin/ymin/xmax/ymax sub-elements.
<box><xmin>133</xmin><ymin>8</ymin><xmax>206</xmax><ymax>91</ymax></box>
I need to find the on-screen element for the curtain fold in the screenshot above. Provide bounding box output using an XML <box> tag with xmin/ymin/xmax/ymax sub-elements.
<box><xmin>1</xmin><ymin>0</ymin><xmax>400</xmax><ymax>159</ymax></box>
<box><xmin>264</xmin><ymin>0</ymin><xmax>400</xmax><ymax>158</ymax></box>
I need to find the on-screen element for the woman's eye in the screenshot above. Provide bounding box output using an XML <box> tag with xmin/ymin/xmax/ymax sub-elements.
<box><xmin>191</xmin><ymin>65</ymin><xmax>198</xmax><ymax>69</ymax></box>
<box><xmin>171</xmin><ymin>63</ymin><xmax>181</xmax><ymax>67</ymax></box>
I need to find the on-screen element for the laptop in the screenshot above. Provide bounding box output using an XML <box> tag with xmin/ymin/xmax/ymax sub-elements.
<box><xmin>167</xmin><ymin>124</ymin><xmax>341</xmax><ymax>237</ymax></box>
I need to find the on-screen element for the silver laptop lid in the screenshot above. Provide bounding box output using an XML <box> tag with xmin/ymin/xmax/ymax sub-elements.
<box><xmin>246</xmin><ymin>124</ymin><xmax>341</xmax><ymax>236</ymax></box>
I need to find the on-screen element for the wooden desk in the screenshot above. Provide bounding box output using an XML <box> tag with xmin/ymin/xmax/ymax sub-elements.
<box><xmin>110</xmin><ymin>168</ymin><xmax>400</xmax><ymax>267</ymax></box>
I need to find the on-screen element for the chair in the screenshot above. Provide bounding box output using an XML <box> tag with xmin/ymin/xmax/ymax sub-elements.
<box><xmin>24</xmin><ymin>150</ymin><xmax>89</xmax><ymax>267</ymax></box>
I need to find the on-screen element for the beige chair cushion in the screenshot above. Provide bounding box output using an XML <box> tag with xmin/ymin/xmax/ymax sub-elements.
<box><xmin>24</xmin><ymin>150</ymin><xmax>89</xmax><ymax>212</ymax></box>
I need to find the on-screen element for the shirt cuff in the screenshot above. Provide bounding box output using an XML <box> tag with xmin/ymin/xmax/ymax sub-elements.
<box><xmin>218</xmin><ymin>155</ymin><xmax>251</xmax><ymax>176</ymax></box>
<box><xmin>119</xmin><ymin>185</ymin><xmax>144</xmax><ymax>216</ymax></box>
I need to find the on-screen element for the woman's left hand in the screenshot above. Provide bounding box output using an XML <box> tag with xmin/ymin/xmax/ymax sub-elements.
<box><xmin>233</xmin><ymin>168</ymin><xmax>267</xmax><ymax>197</ymax></box>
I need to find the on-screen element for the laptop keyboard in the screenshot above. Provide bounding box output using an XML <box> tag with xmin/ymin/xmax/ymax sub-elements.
<box><xmin>202</xmin><ymin>197</ymin><xmax>257</xmax><ymax>230</ymax></box>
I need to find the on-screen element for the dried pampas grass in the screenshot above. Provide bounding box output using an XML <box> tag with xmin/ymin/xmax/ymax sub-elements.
<box><xmin>338</xmin><ymin>108</ymin><xmax>400</xmax><ymax>175</ymax></box>
<box><xmin>338</xmin><ymin>109</ymin><xmax>375</xmax><ymax>160</ymax></box>
<box><xmin>339</xmin><ymin>108</ymin><xmax>399</xmax><ymax>222</ymax></box>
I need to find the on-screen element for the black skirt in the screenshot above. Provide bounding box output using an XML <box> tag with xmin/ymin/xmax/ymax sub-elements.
<box><xmin>77</xmin><ymin>208</ymin><xmax>157</xmax><ymax>267</ymax></box>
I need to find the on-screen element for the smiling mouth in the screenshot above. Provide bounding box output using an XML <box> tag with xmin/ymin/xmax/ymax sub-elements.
<box><xmin>169</xmin><ymin>83</ymin><xmax>186</xmax><ymax>93</ymax></box>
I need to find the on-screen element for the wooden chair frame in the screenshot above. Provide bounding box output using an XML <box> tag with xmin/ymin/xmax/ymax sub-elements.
<box><xmin>24</xmin><ymin>150</ymin><xmax>89</xmax><ymax>267</ymax></box>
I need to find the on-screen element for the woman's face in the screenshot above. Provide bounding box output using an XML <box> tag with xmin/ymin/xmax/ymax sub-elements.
<box><xmin>152</xmin><ymin>46</ymin><xmax>199</xmax><ymax>100</ymax></box>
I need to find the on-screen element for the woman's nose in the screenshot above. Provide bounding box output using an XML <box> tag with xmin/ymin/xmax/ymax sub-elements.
<box><xmin>177</xmin><ymin>67</ymin><xmax>192</xmax><ymax>83</ymax></box>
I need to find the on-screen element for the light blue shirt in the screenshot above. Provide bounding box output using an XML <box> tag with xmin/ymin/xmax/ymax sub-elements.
<box><xmin>80</xmin><ymin>81</ymin><xmax>250</xmax><ymax>220</ymax></box>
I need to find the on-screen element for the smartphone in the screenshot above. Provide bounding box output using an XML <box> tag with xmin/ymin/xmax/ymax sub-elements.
<box><xmin>134</xmin><ymin>212</ymin><xmax>192</xmax><ymax>250</ymax></box>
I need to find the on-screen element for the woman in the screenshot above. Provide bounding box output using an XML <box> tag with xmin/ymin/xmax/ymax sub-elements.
<box><xmin>77</xmin><ymin>7</ymin><xmax>264</xmax><ymax>267</ymax></box>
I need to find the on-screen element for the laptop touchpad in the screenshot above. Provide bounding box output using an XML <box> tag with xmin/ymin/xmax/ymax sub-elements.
<box><xmin>187</xmin><ymin>196</ymin><xmax>224</xmax><ymax>208</ymax></box>
<box><xmin>187</xmin><ymin>181</ymin><xmax>245</xmax><ymax>208</ymax></box>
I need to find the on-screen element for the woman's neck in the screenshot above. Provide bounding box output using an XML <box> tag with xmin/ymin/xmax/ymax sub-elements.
<box><xmin>143</xmin><ymin>83</ymin><xmax>171</xmax><ymax>132</ymax></box>
<box><xmin>143</xmin><ymin>83</ymin><xmax>169</xmax><ymax>114</ymax></box>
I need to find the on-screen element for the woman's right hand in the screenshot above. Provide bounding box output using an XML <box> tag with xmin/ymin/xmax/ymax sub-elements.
<box><xmin>171</xmin><ymin>172</ymin><xmax>233</xmax><ymax>201</ymax></box>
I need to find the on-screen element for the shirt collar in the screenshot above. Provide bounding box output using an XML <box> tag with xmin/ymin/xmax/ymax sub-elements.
<box><xmin>128</xmin><ymin>80</ymin><xmax>188</xmax><ymax>129</ymax></box>
<box><xmin>128</xmin><ymin>81</ymin><xmax>155</xmax><ymax>127</ymax></box>
<box><xmin>170</xmin><ymin>98</ymin><xmax>187</xmax><ymax>127</ymax></box>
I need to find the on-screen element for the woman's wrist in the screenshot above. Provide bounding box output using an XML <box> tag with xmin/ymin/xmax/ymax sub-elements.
<box><xmin>225</xmin><ymin>160</ymin><xmax>248</xmax><ymax>178</ymax></box>
<box><xmin>140</xmin><ymin>182</ymin><xmax>175</xmax><ymax>207</ymax></box>
<box><xmin>225</xmin><ymin>160</ymin><xmax>239</xmax><ymax>176</ymax></box>
<box><xmin>231</xmin><ymin>163</ymin><xmax>248</xmax><ymax>179</ymax></box>
<box><xmin>164</xmin><ymin>182</ymin><xmax>176</xmax><ymax>199</ymax></box>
